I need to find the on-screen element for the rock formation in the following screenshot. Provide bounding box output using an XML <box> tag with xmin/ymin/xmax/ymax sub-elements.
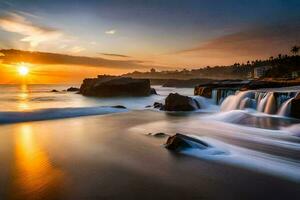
<box><xmin>80</xmin><ymin>75</ymin><xmax>156</xmax><ymax>97</ymax></box>
<box><xmin>164</xmin><ymin>93</ymin><xmax>200</xmax><ymax>111</ymax></box>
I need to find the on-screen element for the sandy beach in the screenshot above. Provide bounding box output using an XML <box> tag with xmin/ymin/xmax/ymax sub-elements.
<box><xmin>1</xmin><ymin>110</ymin><xmax>299</xmax><ymax>200</ymax></box>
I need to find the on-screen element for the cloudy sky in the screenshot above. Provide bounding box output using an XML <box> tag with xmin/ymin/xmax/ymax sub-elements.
<box><xmin>0</xmin><ymin>0</ymin><xmax>299</xmax><ymax>83</ymax></box>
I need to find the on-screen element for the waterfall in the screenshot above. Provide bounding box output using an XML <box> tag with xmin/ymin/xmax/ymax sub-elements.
<box><xmin>278</xmin><ymin>98</ymin><xmax>293</xmax><ymax>116</ymax></box>
<box><xmin>257</xmin><ymin>93</ymin><xmax>270</xmax><ymax>112</ymax></box>
<box><xmin>221</xmin><ymin>91</ymin><xmax>254</xmax><ymax>111</ymax></box>
<box><xmin>211</xmin><ymin>90</ymin><xmax>218</xmax><ymax>104</ymax></box>
<box><xmin>256</xmin><ymin>92</ymin><xmax>265</xmax><ymax>106</ymax></box>
<box><xmin>239</xmin><ymin>97</ymin><xmax>256</xmax><ymax>109</ymax></box>
<box><xmin>219</xmin><ymin>90</ymin><xmax>298</xmax><ymax>117</ymax></box>
<box><xmin>263</xmin><ymin>93</ymin><xmax>277</xmax><ymax>114</ymax></box>
<box><xmin>211</xmin><ymin>89</ymin><xmax>237</xmax><ymax>105</ymax></box>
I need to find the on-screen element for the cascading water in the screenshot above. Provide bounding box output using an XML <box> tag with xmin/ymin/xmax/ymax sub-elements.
<box><xmin>278</xmin><ymin>98</ymin><xmax>293</xmax><ymax>116</ymax></box>
<box><xmin>263</xmin><ymin>92</ymin><xmax>277</xmax><ymax>114</ymax></box>
<box><xmin>257</xmin><ymin>93</ymin><xmax>270</xmax><ymax>112</ymax></box>
<box><xmin>239</xmin><ymin>97</ymin><xmax>256</xmax><ymax>110</ymax></box>
<box><xmin>217</xmin><ymin>89</ymin><xmax>299</xmax><ymax>117</ymax></box>
<box><xmin>221</xmin><ymin>91</ymin><xmax>254</xmax><ymax>111</ymax></box>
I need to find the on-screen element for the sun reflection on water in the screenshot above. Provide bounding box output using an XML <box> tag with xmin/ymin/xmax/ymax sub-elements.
<box><xmin>10</xmin><ymin>124</ymin><xmax>64</xmax><ymax>199</ymax></box>
<box><xmin>18</xmin><ymin>85</ymin><xmax>29</xmax><ymax>111</ymax></box>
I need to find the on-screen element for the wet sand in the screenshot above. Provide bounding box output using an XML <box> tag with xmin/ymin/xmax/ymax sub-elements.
<box><xmin>0</xmin><ymin>110</ymin><xmax>300</xmax><ymax>200</ymax></box>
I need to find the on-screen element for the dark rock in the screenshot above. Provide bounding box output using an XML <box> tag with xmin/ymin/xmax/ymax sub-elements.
<box><xmin>159</xmin><ymin>105</ymin><xmax>165</xmax><ymax>111</ymax></box>
<box><xmin>148</xmin><ymin>132</ymin><xmax>168</xmax><ymax>137</ymax></box>
<box><xmin>165</xmin><ymin>93</ymin><xmax>199</xmax><ymax>111</ymax></box>
<box><xmin>194</xmin><ymin>86</ymin><xmax>212</xmax><ymax>98</ymax></box>
<box><xmin>150</xmin><ymin>88</ymin><xmax>157</xmax><ymax>95</ymax></box>
<box><xmin>291</xmin><ymin>93</ymin><xmax>300</xmax><ymax>119</ymax></box>
<box><xmin>165</xmin><ymin>133</ymin><xmax>210</xmax><ymax>151</ymax></box>
<box><xmin>67</xmin><ymin>87</ymin><xmax>80</xmax><ymax>92</ymax></box>
<box><xmin>153</xmin><ymin>102</ymin><xmax>164</xmax><ymax>109</ymax></box>
<box><xmin>145</xmin><ymin>105</ymin><xmax>152</xmax><ymax>108</ymax></box>
<box><xmin>112</xmin><ymin>105</ymin><xmax>127</xmax><ymax>109</ymax></box>
<box><xmin>80</xmin><ymin>75</ymin><xmax>152</xmax><ymax>97</ymax></box>
<box><xmin>51</xmin><ymin>89</ymin><xmax>59</xmax><ymax>92</ymax></box>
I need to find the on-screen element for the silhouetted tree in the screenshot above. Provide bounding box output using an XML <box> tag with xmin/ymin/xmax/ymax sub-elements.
<box><xmin>150</xmin><ymin>68</ymin><xmax>156</xmax><ymax>73</ymax></box>
<box><xmin>291</xmin><ymin>45</ymin><xmax>300</xmax><ymax>55</ymax></box>
<box><xmin>278</xmin><ymin>54</ymin><xmax>282</xmax><ymax>59</ymax></box>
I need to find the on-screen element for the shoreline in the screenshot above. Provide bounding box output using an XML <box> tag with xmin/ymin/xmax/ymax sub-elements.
<box><xmin>1</xmin><ymin>111</ymin><xmax>300</xmax><ymax>199</ymax></box>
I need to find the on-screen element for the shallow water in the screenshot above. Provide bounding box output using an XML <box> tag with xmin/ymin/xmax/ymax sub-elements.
<box><xmin>0</xmin><ymin>85</ymin><xmax>193</xmax><ymax>123</ymax></box>
<box><xmin>0</xmin><ymin>85</ymin><xmax>188</xmax><ymax>111</ymax></box>
<box><xmin>0</xmin><ymin>84</ymin><xmax>300</xmax><ymax>199</ymax></box>
<box><xmin>0</xmin><ymin>111</ymin><xmax>300</xmax><ymax>199</ymax></box>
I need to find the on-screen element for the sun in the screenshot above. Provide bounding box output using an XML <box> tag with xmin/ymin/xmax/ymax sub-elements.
<box><xmin>18</xmin><ymin>66</ymin><xmax>29</xmax><ymax>76</ymax></box>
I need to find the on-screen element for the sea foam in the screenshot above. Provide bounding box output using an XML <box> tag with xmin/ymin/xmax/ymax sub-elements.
<box><xmin>0</xmin><ymin>106</ymin><xmax>127</xmax><ymax>124</ymax></box>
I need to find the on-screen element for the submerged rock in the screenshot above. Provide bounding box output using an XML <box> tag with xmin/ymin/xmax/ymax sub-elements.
<box><xmin>51</xmin><ymin>89</ymin><xmax>59</xmax><ymax>92</ymax></box>
<box><xmin>165</xmin><ymin>93</ymin><xmax>199</xmax><ymax>111</ymax></box>
<box><xmin>111</xmin><ymin>105</ymin><xmax>127</xmax><ymax>109</ymax></box>
<box><xmin>67</xmin><ymin>87</ymin><xmax>80</xmax><ymax>92</ymax></box>
<box><xmin>165</xmin><ymin>133</ymin><xmax>210</xmax><ymax>151</ymax></box>
<box><xmin>80</xmin><ymin>75</ymin><xmax>156</xmax><ymax>97</ymax></box>
<box><xmin>148</xmin><ymin>132</ymin><xmax>169</xmax><ymax>138</ymax></box>
<box><xmin>153</xmin><ymin>102</ymin><xmax>164</xmax><ymax>109</ymax></box>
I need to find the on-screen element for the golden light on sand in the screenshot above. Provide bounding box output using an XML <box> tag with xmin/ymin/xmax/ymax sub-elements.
<box><xmin>18</xmin><ymin>65</ymin><xmax>29</xmax><ymax>76</ymax></box>
<box><xmin>10</xmin><ymin>124</ymin><xmax>64</xmax><ymax>199</ymax></box>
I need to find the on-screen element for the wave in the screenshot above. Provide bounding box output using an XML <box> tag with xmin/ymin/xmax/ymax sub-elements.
<box><xmin>179</xmin><ymin>135</ymin><xmax>300</xmax><ymax>182</ymax></box>
<box><xmin>281</xmin><ymin>123</ymin><xmax>300</xmax><ymax>137</ymax></box>
<box><xmin>0</xmin><ymin>106</ymin><xmax>128</xmax><ymax>124</ymax></box>
<box><xmin>201</xmin><ymin>109</ymin><xmax>255</xmax><ymax>123</ymax></box>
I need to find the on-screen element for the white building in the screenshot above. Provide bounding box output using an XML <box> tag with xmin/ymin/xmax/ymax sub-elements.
<box><xmin>253</xmin><ymin>66</ymin><xmax>272</xmax><ymax>78</ymax></box>
<box><xmin>291</xmin><ymin>71</ymin><xmax>299</xmax><ymax>78</ymax></box>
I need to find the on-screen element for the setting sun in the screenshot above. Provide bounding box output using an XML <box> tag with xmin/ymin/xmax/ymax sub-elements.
<box><xmin>18</xmin><ymin>66</ymin><xmax>29</xmax><ymax>76</ymax></box>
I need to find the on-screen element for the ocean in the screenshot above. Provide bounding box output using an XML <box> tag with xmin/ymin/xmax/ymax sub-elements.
<box><xmin>0</xmin><ymin>84</ymin><xmax>300</xmax><ymax>199</ymax></box>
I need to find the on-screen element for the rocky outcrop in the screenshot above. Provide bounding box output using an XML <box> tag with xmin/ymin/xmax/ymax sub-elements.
<box><xmin>165</xmin><ymin>93</ymin><xmax>200</xmax><ymax>111</ymax></box>
<box><xmin>291</xmin><ymin>93</ymin><xmax>300</xmax><ymax>119</ymax></box>
<box><xmin>165</xmin><ymin>133</ymin><xmax>210</xmax><ymax>151</ymax></box>
<box><xmin>67</xmin><ymin>87</ymin><xmax>80</xmax><ymax>92</ymax></box>
<box><xmin>51</xmin><ymin>89</ymin><xmax>59</xmax><ymax>92</ymax></box>
<box><xmin>194</xmin><ymin>87</ymin><xmax>212</xmax><ymax>98</ymax></box>
<box><xmin>194</xmin><ymin>80</ymin><xmax>248</xmax><ymax>100</ymax></box>
<box><xmin>80</xmin><ymin>75</ymin><xmax>156</xmax><ymax>97</ymax></box>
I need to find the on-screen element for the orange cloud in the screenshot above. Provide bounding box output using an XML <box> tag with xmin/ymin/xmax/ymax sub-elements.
<box><xmin>0</xmin><ymin>49</ymin><xmax>153</xmax><ymax>70</ymax></box>
<box><xmin>175</xmin><ymin>23</ymin><xmax>300</xmax><ymax>66</ymax></box>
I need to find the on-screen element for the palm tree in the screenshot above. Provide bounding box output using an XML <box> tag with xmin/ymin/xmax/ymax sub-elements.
<box><xmin>278</xmin><ymin>54</ymin><xmax>282</xmax><ymax>59</ymax></box>
<box><xmin>291</xmin><ymin>45</ymin><xmax>300</xmax><ymax>55</ymax></box>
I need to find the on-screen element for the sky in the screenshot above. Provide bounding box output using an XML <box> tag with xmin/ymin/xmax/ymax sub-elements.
<box><xmin>0</xmin><ymin>0</ymin><xmax>299</xmax><ymax>83</ymax></box>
